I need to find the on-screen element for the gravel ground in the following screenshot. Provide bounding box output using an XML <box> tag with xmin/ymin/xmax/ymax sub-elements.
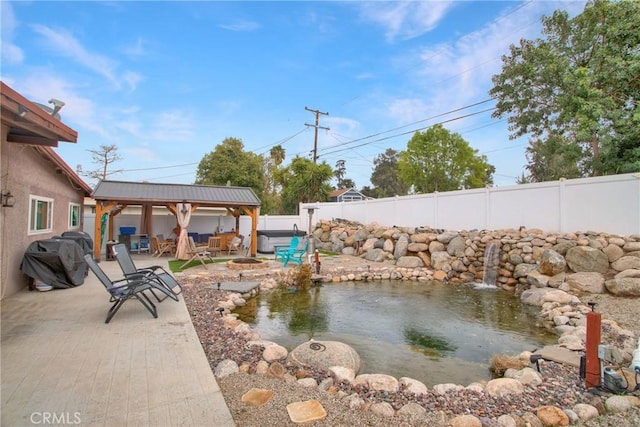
<box><xmin>181</xmin><ymin>277</ymin><xmax>640</xmax><ymax>426</ymax></box>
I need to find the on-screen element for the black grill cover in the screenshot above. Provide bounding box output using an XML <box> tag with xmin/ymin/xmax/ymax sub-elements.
<box><xmin>20</xmin><ymin>239</ymin><xmax>87</xmax><ymax>289</ymax></box>
<box><xmin>57</xmin><ymin>231</ymin><xmax>94</xmax><ymax>255</ymax></box>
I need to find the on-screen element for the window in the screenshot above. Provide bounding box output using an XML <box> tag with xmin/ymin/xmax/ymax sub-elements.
<box><xmin>69</xmin><ymin>203</ymin><xmax>81</xmax><ymax>228</ymax></box>
<box><xmin>29</xmin><ymin>195</ymin><xmax>54</xmax><ymax>234</ymax></box>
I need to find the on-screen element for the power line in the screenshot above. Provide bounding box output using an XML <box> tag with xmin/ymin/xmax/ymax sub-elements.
<box><xmin>316</xmin><ymin>98</ymin><xmax>494</xmax><ymax>155</ymax></box>
<box><xmin>256</xmin><ymin>127</ymin><xmax>310</xmax><ymax>155</ymax></box>
<box><xmin>121</xmin><ymin>162</ymin><xmax>198</xmax><ymax>172</ymax></box>
<box><xmin>319</xmin><ymin>106</ymin><xmax>496</xmax><ymax>158</ymax></box>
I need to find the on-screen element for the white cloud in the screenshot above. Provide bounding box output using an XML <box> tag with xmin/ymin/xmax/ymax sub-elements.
<box><xmin>17</xmin><ymin>73</ymin><xmax>108</xmax><ymax>137</ymax></box>
<box><xmin>149</xmin><ymin>110</ymin><xmax>195</xmax><ymax>142</ymax></box>
<box><xmin>30</xmin><ymin>24</ymin><xmax>120</xmax><ymax>85</ymax></box>
<box><xmin>29</xmin><ymin>23</ymin><xmax>147</xmax><ymax>93</ymax></box>
<box><xmin>122</xmin><ymin>71</ymin><xmax>144</xmax><ymax>93</ymax></box>
<box><xmin>123</xmin><ymin>37</ymin><xmax>147</xmax><ymax>58</ymax></box>
<box><xmin>386</xmin><ymin>98</ymin><xmax>430</xmax><ymax>124</ymax></box>
<box><xmin>381</xmin><ymin>2</ymin><xmax>588</xmax><ymax>130</ymax></box>
<box><xmin>357</xmin><ymin>1</ymin><xmax>454</xmax><ymax>42</ymax></box>
<box><xmin>218</xmin><ymin>20</ymin><xmax>260</xmax><ymax>31</ymax></box>
<box><xmin>0</xmin><ymin>1</ymin><xmax>24</xmax><ymax>64</ymax></box>
<box><xmin>123</xmin><ymin>146</ymin><xmax>159</xmax><ymax>162</ymax></box>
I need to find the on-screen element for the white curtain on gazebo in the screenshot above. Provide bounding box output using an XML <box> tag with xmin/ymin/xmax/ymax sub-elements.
<box><xmin>175</xmin><ymin>203</ymin><xmax>192</xmax><ymax>260</ymax></box>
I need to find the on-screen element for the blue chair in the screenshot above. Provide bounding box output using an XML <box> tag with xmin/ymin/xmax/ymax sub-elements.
<box><xmin>275</xmin><ymin>236</ymin><xmax>299</xmax><ymax>262</ymax></box>
<box><xmin>284</xmin><ymin>239</ymin><xmax>309</xmax><ymax>266</ymax></box>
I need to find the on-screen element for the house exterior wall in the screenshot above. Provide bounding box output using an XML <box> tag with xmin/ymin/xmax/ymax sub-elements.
<box><xmin>337</xmin><ymin>189</ymin><xmax>366</xmax><ymax>202</ymax></box>
<box><xmin>329</xmin><ymin>188</ymin><xmax>366</xmax><ymax>202</ymax></box>
<box><xmin>0</xmin><ymin>124</ymin><xmax>86</xmax><ymax>298</ymax></box>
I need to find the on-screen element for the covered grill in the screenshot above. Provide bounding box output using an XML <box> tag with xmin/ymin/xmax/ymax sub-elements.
<box><xmin>20</xmin><ymin>239</ymin><xmax>87</xmax><ymax>289</ymax></box>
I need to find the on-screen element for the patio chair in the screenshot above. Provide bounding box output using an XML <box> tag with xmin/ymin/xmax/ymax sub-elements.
<box><xmin>275</xmin><ymin>236</ymin><xmax>299</xmax><ymax>262</ymax></box>
<box><xmin>207</xmin><ymin>236</ymin><xmax>222</xmax><ymax>257</ymax></box>
<box><xmin>179</xmin><ymin>236</ymin><xmax>214</xmax><ymax>270</ymax></box>
<box><xmin>84</xmin><ymin>254</ymin><xmax>174</xmax><ymax>323</ymax></box>
<box><xmin>152</xmin><ymin>235</ymin><xmax>175</xmax><ymax>257</ymax></box>
<box><xmin>227</xmin><ymin>235</ymin><xmax>244</xmax><ymax>256</ymax></box>
<box><xmin>281</xmin><ymin>239</ymin><xmax>310</xmax><ymax>266</ymax></box>
<box><xmin>111</xmin><ymin>243</ymin><xmax>181</xmax><ymax>302</ymax></box>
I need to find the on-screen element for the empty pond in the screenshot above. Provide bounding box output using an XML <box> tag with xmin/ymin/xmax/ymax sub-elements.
<box><xmin>234</xmin><ymin>280</ymin><xmax>557</xmax><ymax>387</ymax></box>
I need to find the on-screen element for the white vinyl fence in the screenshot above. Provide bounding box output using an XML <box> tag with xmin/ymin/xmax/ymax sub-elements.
<box><xmin>300</xmin><ymin>173</ymin><xmax>640</xmax><ymax>236</ymax></box>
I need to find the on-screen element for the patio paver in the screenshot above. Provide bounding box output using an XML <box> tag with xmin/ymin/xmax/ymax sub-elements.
<box><xmin>1</xmin><ymin>256</ymin><xmax>235</xmax><ymax>427</ymax></box>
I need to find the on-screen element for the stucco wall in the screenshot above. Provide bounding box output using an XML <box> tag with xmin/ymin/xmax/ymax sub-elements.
<box><xmin>1</xmin><ymin>125</ymin><xmax>86</xmax><ymax>298</ymax></box>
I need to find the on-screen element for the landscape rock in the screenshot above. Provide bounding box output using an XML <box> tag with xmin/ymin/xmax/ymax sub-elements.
<box><xmin>605</xmin><ymin>277</ymin><xmax>640</xmax><ymax>296</ymax></box>
<box><xmin>288</xmin><ymin>340</ymin><xmax>361</xmax><ymax>373</ymax></box>
<box><xmin>565</xmin><ymin>246</ymin><xmax>609</xmax><ymax>274</ymax></box>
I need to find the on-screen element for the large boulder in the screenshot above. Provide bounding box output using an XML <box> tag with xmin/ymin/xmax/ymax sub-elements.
<box><xmin>447</xmin><ymin>236</ymin><xmax>466</xmax><ymax>257</ymax></box>
<box><xmin>605</xmin><ymin>277</ymin><xmax>640</xmax><ymax>296</ymax></box>
<box><xmin>288</xmin><ymin>340</ymin><xmax>361</xmax><ymax>373</ymax></box>
<box><xmin>603</xmin><ymin>244</ymin><xmax>624</xmax><ymax>263</ymax></box>
<box><xmin>521</xmin><ymin>287</ymin><xmax>555</xmax><ymax>306</ymax></box>
<box><xmin>514</xmin><ymin>263</ymin><xmax>538</xmax><ymax>278</ymax></box>
<box><xmin>431</xmin><ymin>251</ymin><xmax>453</xmax><ymax>270</ymax></box>
<box><xmin>393</xmin><ymin>234</ymin><xmax>409</xmax><ymax>259</ymax></box>
<box><xmin>539</xmin><ymin>249</ymin><xmax>566</xmax><ymax>275</ymax></box>
<box><xmin>363</xmin><ymin>248</ymin><xmax>387</xmax><ymax>262</ymax></box>
<box><xmin>396</xmin><ymin>256</ymin><xmax>424</xmax><ymax>268</ymax></box>
<box><xmin>353</xmin><ymin>373</ymin><xmax>399</xmax><ymax>392</ymax></box>
<box><xmin>611</xmin><ymin>256</ymin><xmax>640</xmax><ymax>272</ymax></box>
<box><xmin>565</xmin><ymin>246</ymin><xmax>609</xmax><ymax>274</ymax></box>
<box><xmin>485</xmin><ymin>378</ymin><xmax>524</xmax><ymax>397</ymax></box>
<box><xmin>566</xmin><ymin>272</ymin><xmax>606</xmax><ymax>294</ymax></box>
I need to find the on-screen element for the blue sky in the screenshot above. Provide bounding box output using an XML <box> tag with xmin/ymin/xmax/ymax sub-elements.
<box><xmin>1</xmin><ymin>1</ymin><xmax>587</xmax><ymax>189</ymax></box>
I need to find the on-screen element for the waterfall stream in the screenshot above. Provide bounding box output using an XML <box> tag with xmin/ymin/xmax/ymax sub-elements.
<box><xmin>482</xmin><ymin>242</ymin><xmax>500</xmax><ymax>287</ymax></box>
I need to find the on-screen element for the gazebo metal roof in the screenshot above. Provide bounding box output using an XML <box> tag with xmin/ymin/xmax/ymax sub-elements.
<box><xmin>92</xmin><ymin>180</ymin><xmax>261</xmax><ymax>207</ymax></box>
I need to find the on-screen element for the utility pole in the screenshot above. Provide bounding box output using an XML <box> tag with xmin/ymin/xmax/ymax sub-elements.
<box><xmin>305</xmin><ymin>106</ymin><xmax>329</xmax><ymax>163</ymax></box>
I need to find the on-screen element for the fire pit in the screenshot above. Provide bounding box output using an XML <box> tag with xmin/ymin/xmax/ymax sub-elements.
<box><xmin>226</xmin><ymin>258</ymin><xmax>269</xmax><ymax>270</ymax></box>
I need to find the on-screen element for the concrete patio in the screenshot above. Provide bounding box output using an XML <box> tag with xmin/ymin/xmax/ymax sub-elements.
<box><xmin>1</xmin><ymin>255</ymin><xmax>235</xmax><ymax>426</ymax></box>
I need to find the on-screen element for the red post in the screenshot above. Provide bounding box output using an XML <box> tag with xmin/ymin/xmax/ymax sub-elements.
<box><xmin>585</xmin><ymin>309</ymin><xmax>602</xmax><ymax>388</ymax></box>
<box><xmin>314</xmin><ymin>249</ymin><xmax>320</xmax><ymax>274</ymax></box>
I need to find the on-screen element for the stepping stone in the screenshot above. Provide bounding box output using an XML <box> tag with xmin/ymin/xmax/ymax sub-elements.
<box><xmin>241</xmin><ymin>388</ymin><xmax>274</xmax><ymax>406</ymax></box>
<box><xmin>286</xmin><ymin>400</ymin><xmax>327</xmax><ymax>424</ymax></box>
<box><xmin>534</xmin><ymin>345</ymin><xmax>581</xmax><ymax>367</ymax></box>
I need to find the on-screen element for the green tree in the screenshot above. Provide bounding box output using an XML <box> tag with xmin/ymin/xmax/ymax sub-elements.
<box><xmin>398</xmin><ymin>125</ymin><xmax>494</xmax><ymax>193</ymax></box>
<box><xmin>359</xmin><ymin>185</ymin><xmax>377</xmax><ymax>198</ymax></box>
<box><xmin>333</xmin><ymin>160</ymin><xmax>355</xmax><ymax>189</ymax></box>
<box><xmin>280</xmin><ymin>156</ymin><xmax>334</xmax><ymax>214</ymax></box>
<box><xmin>261</xmin><ymin>145</ymin><xmax>286</xmax><ymax>214</ymax></box>
<box><xmin>524</xmin><ymin>136</ymin><xmax>584</xmax><ymax>182</ymax></box>
<box><xmin>490</xmin><ymin>0</ymin><xmax>640</xmax><ymax>181</ymax></box>
<box><xmin>370</xmin><ymin>148</ymin><xmax>409</xmax><ymax>197</ymax></box>
<box><xmin>195</xmin><ymin>137</ymin><xmax>264</xmax><ymax>200</ymax></box>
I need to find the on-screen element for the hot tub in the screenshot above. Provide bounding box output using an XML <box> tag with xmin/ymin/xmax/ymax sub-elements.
<box><xmin>257</xmin><ymin>230</ymin><xmax>307</xmax><ymax>253</ymax></box>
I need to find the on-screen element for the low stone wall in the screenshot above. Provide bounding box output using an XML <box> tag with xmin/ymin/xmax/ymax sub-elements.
<box><xmin>311</xmin><ymin>219</ymin><xmax>640</xmax><ymax>296</ymax></box>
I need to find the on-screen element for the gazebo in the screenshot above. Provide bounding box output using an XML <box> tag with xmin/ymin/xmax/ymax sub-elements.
<box><xmin>91</xmin><ymin>180</ymin><xmax>261</xmax><ymax>261</ymax></box>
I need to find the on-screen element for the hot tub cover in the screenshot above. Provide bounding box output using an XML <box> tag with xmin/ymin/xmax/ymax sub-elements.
<box><xmin>20</xmin><ymin>239</ymin><xmax>87</xmax><ymax>289</ymax></box>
